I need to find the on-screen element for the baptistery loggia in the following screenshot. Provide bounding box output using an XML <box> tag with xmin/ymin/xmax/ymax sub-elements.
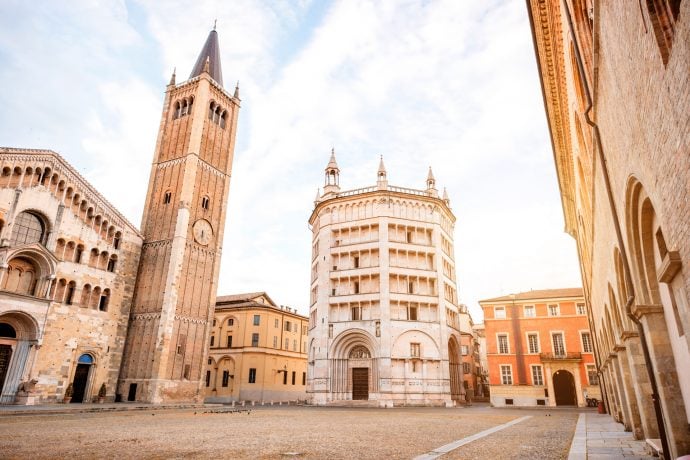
<box><xmin>306</xmin><ymin>151</ymin><xmax>466</xmax><ymax>407</ymax></box>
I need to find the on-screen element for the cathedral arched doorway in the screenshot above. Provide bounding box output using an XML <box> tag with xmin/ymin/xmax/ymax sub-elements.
<box><xmin>448</xmin><ymin>336</ymin><xmax>462</xmax><ymax>402</ymax></box>
<box><xmin>0</xmin><ymin>311</ymin><xmax>39</xmax><ymax>404</ymax></box>
<box><xmin>553</xmin><ymin>370</ymin><xmax>576</xmax><ymax>406</ymax></box>
<box><xmin>71</xmin><ymin>354</ymin><xmax>94</xmax><ymax>403</ymax></box>
<box><xmin>349</xmin><ymin>346</ymin><xmax>370</xmax><ymax>400</ymax></box>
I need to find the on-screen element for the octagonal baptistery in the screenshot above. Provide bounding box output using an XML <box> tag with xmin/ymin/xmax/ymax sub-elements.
<box><xmin>306</xmin><ymin>151</ymin><xmax>465</xmax><ymax>407</ymax></box>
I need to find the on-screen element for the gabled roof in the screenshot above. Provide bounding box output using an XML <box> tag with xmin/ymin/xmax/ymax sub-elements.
<box><xmin>216</xmin><ymin>291</ymin><xmax>277</xmax><ymax>307</ymax></box>
<box><xmin>479</xmin><ymin>287</ymin><xmax>583</xmax><ymax>303</ymax></box>
<box><xmin>189</xmin><ymin>29</ymin><xmax>223</xmax><ymax>86</ymax></box>
<box><xmin>0</xmin><ymin>147</ymin><xmax>140</xmax><ymax>235</ymax></box>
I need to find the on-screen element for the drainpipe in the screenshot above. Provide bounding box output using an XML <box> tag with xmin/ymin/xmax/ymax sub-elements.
<box><xmin>561</xmin><ymin>1</ymin><xmax>670</xmax><ymax>457</ymax></box>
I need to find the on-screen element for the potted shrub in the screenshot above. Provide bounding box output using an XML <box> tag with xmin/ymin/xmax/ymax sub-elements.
<box><xmin>97</xmin><ymin>383</ymin><xmax>107</xmax><ymax>403</ymax></box>
<box><xmin>63</xmin><ymin>383</ymin><xmax>73</xmax><ymax>404</ymax></box>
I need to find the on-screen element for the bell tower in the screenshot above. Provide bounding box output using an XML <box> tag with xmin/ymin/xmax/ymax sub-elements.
<box><xmin>118</xmin><ymin>28</ymin><xmax>240</xmax><ymax>403</ymax></box>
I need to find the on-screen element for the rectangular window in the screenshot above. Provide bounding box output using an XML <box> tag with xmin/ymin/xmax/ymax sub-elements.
<box><xmin>285</xmin><ymin>338</ymin><xmax>289</xmax><ymax>349</ymax></box>
<box><xmin>273</xmin><ymin>336</ymin><xmax>278</xmax><ymax>348</ymax></box>
<box><xmin>531</xmin><ymin>365</ymin><xmax>544</xmax><ymax>386</ymax></box>
<box><xmin>252</xmin><ymin>333</ymin><xmax>259</xmax><ymax>347</ymax></box>
<box><xmin>523</xmin><ymin>305</ymin><xmax>535</xmax><ymax>318</ymax></box>
<box><xmin>576</xmin><ymin>303</ymin><xmax>586</xmax><ymax>315</ymax></box>
<box><xmin>581</xmin><ymin>332</ymin><xmax>592</xmax><ymax>353</ymax></box>
<box><xmin>498</xmin><ymin>334</ymin><xmax>509</xmax><ymax>354</ymax></box>
<box><xmin>183</xmin><ymin>364</ymin><xmax>190</xmax><ymax>380</ymax></box>
<box><xmin>285</xmin><ymin>320</ymin><xmax>291</xmax><ymax>332</ymax></box>
<box><xmin>552</xmin><ymin>332</ymin><xmax>565</xmax><ymax>356</ymax></box>
<box><xmin>548</xmin><ymin>304</ymin><xmax>560</xmax><ymax>316</ymax></box>
<box><xmin>527</xmin><ymin>333</ymin><xmax>539</xmax><ymax>354</ymax></box>
<box><xmin>409</xmin><ymin>305</ymin><xmax>418</xmax><ymax>321</ymax></box>
<box><xmin>410</xmin><ymin>342</ymin><xmax>421</xmax><ymax>357</ymax></box>
<box><xmin>353</xmin><ymin>256</ymin><xmax>359</xmax><ymax>268</ymax></box>
<box><xmin>587</xmin><ymin>364</ymin><xmax>599</xmax><ymax>385</ymax></box>
<box><xmin>283</xmin><ymin>370</ymin><xmax>288</xmax><ymax>385</ymax></box>
<box><xmin>293</xmin><ymin>340</ymin><xmax>297</xmax><ymax>351</ymax></box>
<box><xmin>463</xmin><ymin>362</ymin><xmax>470</xmax><ymax>373</ymax></box>
<box><xmin>494</xmin><ymin>306</ymin><xmax>506</xmax><ymax>319</ymax></box>
<box><xmin>222</xmin><ymin>370</ymin><xmax>229</xmax><ymax>387</ymax></box>
<box><xmin>353</xmin><ymin>281</ymin><xmax>359</xmax><ymax>294</ymax></box>
<box><xmin>209</xmin><ymin>335</ymin><xmax>215</xmax><ymax>347</ymax></box>
<box><xmin>302</xmin><ymin>372</ymin><xmax>306</xmax><ymax>385</ymax></box>
<box><xmin>500</xmin><ymin>365</ymin><xmax>512</xmax><ymax>385</ymax></box>
<box><xmin>228</xmin><ymin>318</ymin><xmax>234</xmax><ymax>326</ymax></box>
<box><xmin>249</xmin><ymin>368</ymin><xmax>256</xmax><ymax>383</ymax></box>
<box><xmin>292</xmin><ymin>371</ymin><xmax>296</xmax><ymax>385</ymax></box>
<box><xmin>253</xmin><ymin>315</ymin><xmax>260</xmax><ymax>326</ymax></box>
<box><xmin>351</xmin><ymin>306</ymin><xmax>361</xmax><ymax>321</ymax></box>
<box><xmin>408</xmin><ymin>281</ymin><xmax>414</xmax><ymax>294</ymax></box>
<box><xmin>227</xmin><ymin>335</ymin><xmax>232</xmax><ymax>348</ymax></box>
<box><xmin>205</xmin><ymin>370</ymin><xmax>211</xmax><ymax>387</ymax></box>
<box><xmin>274</xmin><ymin>318</ymin><xmax>279</xmax><ymax>328</ymax></box>
<box><xmin>461</xmin><ymin>345</ymin><xmax>469</xmax><ymax>355</ymax></box>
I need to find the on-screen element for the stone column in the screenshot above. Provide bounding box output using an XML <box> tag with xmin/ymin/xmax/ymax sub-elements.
<box><xmin>624</xmin><ymin>334</ymin><xmax>659</xmax><ymax>439</ymax></box>
<box><xmin>615</xmin><ymin>339</ymin><xmax>644</xmax><ymax>439</ymax></box>
<box><xmin>633</xmin><ymin>304</ymin><xmax>690</xmax><ymax>458</ymax></box>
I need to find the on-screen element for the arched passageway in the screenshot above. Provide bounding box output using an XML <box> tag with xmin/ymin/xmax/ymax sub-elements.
<box><xmin>553</xmin><ymin>370</ymin><xmax>577</xmax><ymax>406</ymax></box>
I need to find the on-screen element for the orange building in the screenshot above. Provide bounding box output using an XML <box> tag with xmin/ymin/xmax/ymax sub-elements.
<box><xmin>480</xmin><ymin>288</ymin><xmax>599</xmax><ymax>407</ymax></box>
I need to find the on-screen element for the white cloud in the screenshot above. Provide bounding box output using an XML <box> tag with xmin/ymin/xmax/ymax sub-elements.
<box><xmin>0</xmin><ymin>0</ymin><xmax>582</xmax><ymax>323</ymax></box>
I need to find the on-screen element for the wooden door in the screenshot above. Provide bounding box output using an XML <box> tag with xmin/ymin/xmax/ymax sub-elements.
<box><xmin>0</xmin><ymin>345</ymin><xmax>12</xmax><ymax>392</ymax></box>
<box><xmin>352</xmin><ymin>368</ymin><xmax>369</xmax><ymax>400</ymax></box>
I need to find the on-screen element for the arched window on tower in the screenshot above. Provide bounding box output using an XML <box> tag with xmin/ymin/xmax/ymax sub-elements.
<box><xmin>74</xmin><ymin>244</ymin><xmax>84</xmax><ymax>263</ymax></box>
<box><xmin>99</xmin><ymin>288</ymin><xmax>110</xmax><ymax>312</ymax></box>
<box><xmin>220</xmin><ymin>111</ymin><xmax>227</xmax><ymax>129</ymax></box>
<box><xmin>65</xmin><ymin>281</ymin><xmax>76</xmax><ymax>305</ymax></box>
<box><xmin>10</xmin><ymin>211</ymin><xmax>46</xmax><ymax>246</ymax></box>
<box><xmin>173</xmin><ymin>101</ymin><xmax>180</xmax><ymax>119</ymax></box>
<box><xmin>180</xmin><ymin>99</ymin><xmax>188</xmax><ymax>117</ymax></box>
<box><xmin>113</xmin><ymin>231</ymin><xmax>121</xmax><ymax>249</ymax></box>
<box><xmin>164</xmin><ymin>191</ymin><xmax>172</xmax><ymax>204</ymax></box>
<box><xmin>201</xmin><ymin>196</ymin><xmax>210</xmax><ymax>210</ymax></box>
<box><xmin>107</xmin><ymin>255</ymin><xmax>117</xmax><ymax>273</ymax></box>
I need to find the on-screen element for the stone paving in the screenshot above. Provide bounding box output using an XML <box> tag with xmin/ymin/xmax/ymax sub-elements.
<box><xmin>0</xmin><ymin>403</ymin><xmax>654</xmax><ymax>459</ymax></box>
<box><xmin>568</xmin><ymin>412</ymin><xmax>654</xmax><ymax>460</ymax></box>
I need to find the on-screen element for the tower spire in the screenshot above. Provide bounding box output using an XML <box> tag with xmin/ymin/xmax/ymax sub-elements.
<box><xmin>323</xmin><ymin>148</ymin><xmax>340</xmax><ymax>196</ymax></box>
<box><xmin>189</xmin><ymin>29</ymin><xmax>223</xmax><ymax>86</ymax></box>
<box><xmin>426</xmin><ymin>166</ymin><xmax>438</xmax><ymax>197</ymax></box>
<box><xmin>377</xmin><ymin>155</ymin><xmax>388</xmax><ymax>190</ymax></box>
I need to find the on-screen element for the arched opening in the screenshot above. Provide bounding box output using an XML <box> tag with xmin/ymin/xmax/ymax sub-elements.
<box><xmin>448</xmin><ymin>336</ymin><xmax>463</xmax><ymax>402</ymax></box>
<box><xmin>553</xmin><ymin>370</ymin><xmax>577</xmax><ymax>406</ymax></box>
<box><xmin>70</xmin><ymin>353</ymin><xmax>94</xmax><ymax>403</ymax></box>
<box><xmin>9</xmin><ymin>211</ymin><xmax>46</xmax><ymax>246</ymax></box>
<box><xmin>1</xmin><ymin>257</ymin><xmax>39</xmax><ymax>296</ymax></box>
<box><xmin>349</xmin><ymin>346</ymin><xmax>371</xmax><ymax>400</ymax></box>
<box><xmin>0</xmin><ymin>312</ymin><xmax>39</xmax><ymax>404</ymax></box>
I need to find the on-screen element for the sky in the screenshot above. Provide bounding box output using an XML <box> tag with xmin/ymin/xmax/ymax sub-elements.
<box><xmin>0</xmin><ymin>0</ymin><xmax>582</xmax><ymax>322</ymax></box>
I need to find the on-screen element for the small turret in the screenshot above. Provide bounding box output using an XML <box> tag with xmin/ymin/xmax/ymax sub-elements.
<box><xmin>426</xmin><ymin>166</ymin><xmax>438</xmax><ymax>197</ymax></box>
<box><xmin>233</xmin><ymin>81</ymin><xmax>240</xmax><ymax>100</ymax></box>
<box><xmin>314</xmin><ymin>188</ymin><xmax>321</xmax><ymax>206</ymax></box>
<box><xmin>323</xmin><ymin>148</ymin><xmax>340</xmax><ymax>196</ymax></box>
<box><xmin>443</xmin><ymin>187</ymin><xmax>451</xmax><ymax>207</ymax></box>
<box><xmin>169</xmin><ymin>67</ymin><xmax>176</xmax><ymax>86</ymax></box>
<box><xmin>377</xmin><ymin>156</ymin><xmax>388</xmax><ymax>190</ymax></box>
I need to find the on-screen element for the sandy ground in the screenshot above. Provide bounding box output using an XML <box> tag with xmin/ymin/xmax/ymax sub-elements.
<box><xmin>0</xmin><ymin>405</ymin><xmax>578</xmax><ymax>459</ymax></box>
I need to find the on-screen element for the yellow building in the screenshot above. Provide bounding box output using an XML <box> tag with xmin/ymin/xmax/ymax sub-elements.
<box><xmin>204</xmin><ymin>292</ymin><xmax>308</xmax><ymax>403</ymax></box>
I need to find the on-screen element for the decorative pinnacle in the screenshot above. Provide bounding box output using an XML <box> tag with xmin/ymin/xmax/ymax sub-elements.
<box><xmin>427</xmin><ymin>166</ymin><xmax>435</xmax><ymax>182</ymax></box>
<box><xmin>326</xmin><ymin>148</ymin><xmax>339</xmax><ymax>170</ymax></box>
<box><xmin>169</xmin><ymin>67</ymin><xmax>176</xmax><ymax>86</ymax></box>
<box><xmin>378</xmin><ymin>155</ymin><xmax>386</xmax><ymax>175</ymax></box>
<box><xmin>443</xmin><ymin>187</ymin><xmax>449</xmax><ymax>201</ymax></box>
<box><xmin>213</xmin><ymin>19</ymin><xmax>217</xmax><ymax>30</ymax></box>
<box><xmin>233</xmin><ymin>81</ymin><xmax>240</xmax><ymax>99</ymax></box>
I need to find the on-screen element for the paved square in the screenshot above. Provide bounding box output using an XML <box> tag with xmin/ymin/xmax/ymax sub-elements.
<box><xmin>0</xmin><ymin>405</ymin><xmax>580</xmax><ymax>459</ymax></box>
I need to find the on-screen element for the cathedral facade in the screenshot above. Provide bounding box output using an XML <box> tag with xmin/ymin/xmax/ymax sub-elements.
<box><xmin>306</xmin><ymin>153</ymin><xmax>465</xmax><ymax>406</ymax></box>
<box><xmin>0</xmin><ymin>29</ymin><xmax>239</xmax><ymax>405</ymax></box>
